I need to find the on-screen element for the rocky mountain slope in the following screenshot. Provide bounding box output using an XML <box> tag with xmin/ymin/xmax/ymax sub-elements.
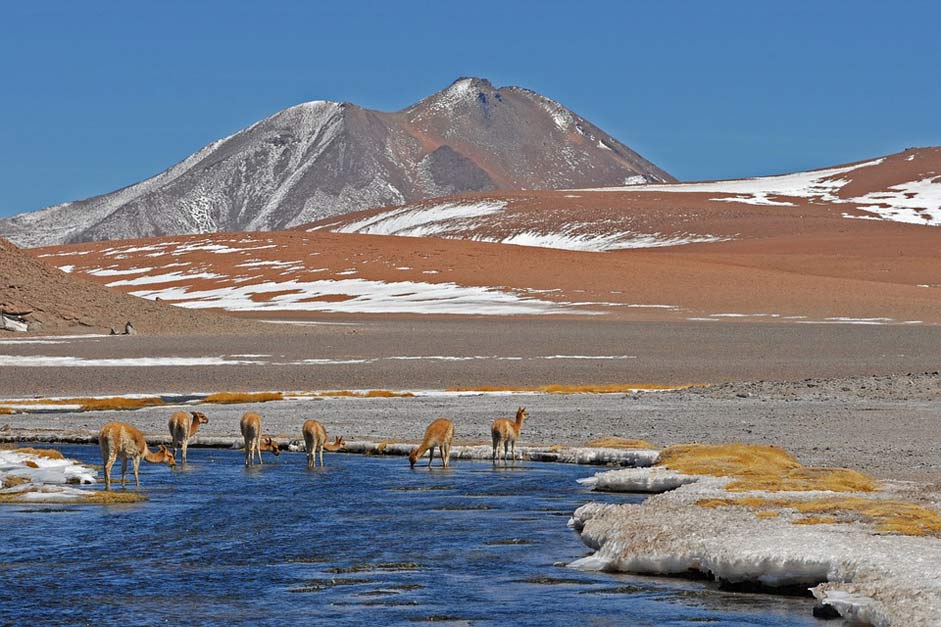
<box><xmin>0</xmin><ymin>237</ymin><xmax>249</xmax><ymax>334</ymax></box>
<box><xmin>0</xmin><ymin>78</ymin><xmax>673</xmax><ymax>248</ymax></box>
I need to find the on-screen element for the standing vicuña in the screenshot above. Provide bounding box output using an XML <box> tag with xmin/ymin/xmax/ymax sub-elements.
<box><xmin>491</xmin><ymin>407</ymin><xmax>528</xmax><ymax>462</ymax></box>
<box><xmin>409</xmin><ymin>418</ymin><xmax>454</xmax><ymax>469</ymax></box>
<box><xmin>240</xmin><ymin>412</ymin><xmax>280</xmax><ymax>466</ymax></box>
<box><xmin>302</xmin><ymin>419</ymin><xmax>346</xmax><ymax>468</ymax></box>
<box><xmin>168</xmin><ymin>411</ymin><xmax>208</xmax><ymax>464</ymax></box>
<box><xmin>98</xmin><ymin>421</ymin><xmax>176</xmax><ymax>490</ymax></box>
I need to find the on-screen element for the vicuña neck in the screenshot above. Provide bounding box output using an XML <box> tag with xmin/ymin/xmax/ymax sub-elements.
<box><xmin>143</xmin><ymin>447</ymin><xmax>163</xmax><ymax>463</ymax></box>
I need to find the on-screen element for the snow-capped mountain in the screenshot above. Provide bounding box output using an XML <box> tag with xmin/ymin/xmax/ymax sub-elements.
<box><xmin>0</xmin><ymin>77</ymin><xmax>674</xmax><ymax>247</ymax></box>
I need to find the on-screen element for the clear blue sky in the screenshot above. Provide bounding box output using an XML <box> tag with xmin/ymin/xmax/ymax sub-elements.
<box><xmin>2</xmin><ymin>0</ymin><xmax>939</xmax><ymax>217</ymax></box>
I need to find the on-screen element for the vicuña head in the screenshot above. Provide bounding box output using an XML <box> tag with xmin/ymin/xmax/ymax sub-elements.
<box><xmin>153</xmin><ymin>444</ymin><xmax>177</xmax><ymax>467</ymax></box>
<box><xmin>262</xmin><ymin>435</ymin><xmax>281</xmax><ymax>456</ymax></box>
<box><xmin>325</xmin><ymin>435</ymin><xmax>346</xmax><ymax>452</ymax></box>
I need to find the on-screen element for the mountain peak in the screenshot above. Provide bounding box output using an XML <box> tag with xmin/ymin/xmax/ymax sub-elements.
<box><xmin>0</xmin><ymin>79</ymin><xmax>674</xmax><ymax>247</ymax></box>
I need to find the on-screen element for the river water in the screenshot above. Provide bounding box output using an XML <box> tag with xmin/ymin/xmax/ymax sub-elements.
<box><xmin>0</xmin><ymin>446</ymin><xmax>827</xmax><ymax>626</ymax></box>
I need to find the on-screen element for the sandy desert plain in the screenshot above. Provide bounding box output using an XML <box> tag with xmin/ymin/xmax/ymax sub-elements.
<box><xmin>2</xmin><ymin>148</ymin><xmax>941</xmax><ymax>625</ymax></box>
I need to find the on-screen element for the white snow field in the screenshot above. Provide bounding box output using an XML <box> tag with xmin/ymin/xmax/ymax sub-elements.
<box><xmin>127</xmin><ymin>278</ymin><xmax>590</xmax><ymax>315</ymax></box>
<box><xmin>316</xmin><ymin>200</ymin><xmax>730</xmax><ymax>251</ymax></box>
<box><xmin>585</xmin><ymin>157</ymin><xmax>941</xmax><ymax>226</ymax></box>
<box><xmin>570</xmin><ymin>466</ymin><xmax>941</xmax><ymax>625</ymax></box>
<box><xmin>0</xmin><ymin>449</ymin><xmax>98</xmax><ymax>502</ymax></box>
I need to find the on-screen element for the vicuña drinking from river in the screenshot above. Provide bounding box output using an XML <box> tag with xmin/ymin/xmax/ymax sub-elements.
<box><xmin>409</xmin><ymin>418</ymin><xmax>454</xmax><ymax>469</ymax></box>
<box><xmin>302</xmin><ymin>419</ymin><xmax>346</xmax><ymax>468</ymax></box>
<box><xmin>168</xmin><ymin>411</ymin><xmax>208</xmax><ymax>464</ymax></box>
<box><xmin>98</xmin><ymin>421</ymin><xmax>176</xmax><ymax>490</ymax></box>
<box><xmin>492</xmin><ymin>407</ymin><xmax>528</xmax><ymax>462</ymax></box>
<box><xmin>240</xmin><ymin>412</ymin><xmax>280</xmax><ymax>466</ymax></box>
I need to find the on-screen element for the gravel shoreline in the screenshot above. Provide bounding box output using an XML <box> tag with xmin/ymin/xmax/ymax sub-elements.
<box><xmin>3</xmin><ymin>371</ymin><xmax>939</xmax><ymax>481</ymax></box>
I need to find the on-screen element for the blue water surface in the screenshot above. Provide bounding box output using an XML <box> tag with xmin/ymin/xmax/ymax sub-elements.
<box><xmin>0</xmin><ymin>446</ymin><xmax>828</xmax><ymax>626</ymax></box>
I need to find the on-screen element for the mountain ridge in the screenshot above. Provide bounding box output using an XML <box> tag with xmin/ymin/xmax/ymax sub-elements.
<box><xmin>1</xmin><ymin>77</ymin><xmax>674</xmax><ymax>247</ymax></box>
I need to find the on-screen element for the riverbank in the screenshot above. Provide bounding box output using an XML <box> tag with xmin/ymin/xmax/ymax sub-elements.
<box><xmin>1</xmin><ymin>373</ymin><xmax>940</xmax><ymax>481</ymax></box>
<box><xmin>571</xmin><ymin>446</ymin><xmax>941</xmax><ymax>625</ymax></box>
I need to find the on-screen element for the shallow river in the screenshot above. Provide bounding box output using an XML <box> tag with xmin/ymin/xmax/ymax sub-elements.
<box><xmin>1</xmin><ymin>446</ymin><xmax>828</xmax><ymax>626</ymax></box>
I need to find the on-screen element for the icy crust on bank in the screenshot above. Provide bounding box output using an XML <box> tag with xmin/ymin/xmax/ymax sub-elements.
<box><xmin>294</xmin><ymin>441</ymin><xmax>661</xmax><ymax>467</ymax></box>
<box><xmin>568</xmin><ymin>471</ymin><xmax>941</xmax><ymax>625</ymax></box>
<box><xmin>578</xmin><ymin>466</ymin><xmax>695</xmax><ymax>493</ymax></box>
<box><xmin>0</xmin><ymin>449</ymin><xmax>98</xmax><ymax>502</ymax></box>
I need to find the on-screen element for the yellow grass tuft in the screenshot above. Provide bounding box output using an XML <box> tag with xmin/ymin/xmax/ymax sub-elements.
<box><xmin>78</xmin><ymin>397</ymin><xmax>164</xmax><ymax>411</ymax></box>
<box><xmin>364</xmin><ymin>390</ymin><xmax>415</xmax><ymax>398</ymax></box>
<box><xmin>755</xmin><ymin>511</ymin><xmax>780</xmax><ymax>519</ymax></box>
<box><xmin>445</xmin><ymin>384</ymin><xmax>694</xmax><ymax>394</ymax></box>
<box><xmin>2</xmin><ymin>475</ymin><xmax>29</xmax><ymax>489</ymax></box>
<box><xmin>201</xmin><ymin>391</ymin><xmax>284</xmax><ymax>404</ymax></box>
<box><xmin>12</xmin><ymin>447</ymin><xmax>64</xmax><ymax>460</ymax></box>
<box><xmin>80</xmin><ymin>491</ymin><xmax>148</xmax><ymax>504</ymax></box>
<box><xmin>0</xmin><ymin>490</ymin><xmax>148</xmax><ymax>505</ymax></box>
<box><xmin>24</xmin><ymin>460</ymin><xmax>39</xmax><ymax>468</ymax></box>
<box><xmin>547</xmin><ymin>444</ymin><xmax>567</xmax><ymax>452</ymax></box>
<box><xmin>697</xmin><ymin>496</ymin><xmax>941</xmax><ymax>536</ymax></box>
<box><xmin>585</xmin><ymin>436</ymin><xmax>655</xmax><ymax>450</ymax></box>
<box><xmin>659</xmin><ymin>443</ymin><xmax>878</xmax><ymax>493</ymax></box>
<box><xmin>0</xmin><ymin>396</ymin><xmax>165</xmax><ymax>412</ymax></box>
<box><xmin>727</xmin><ymin>467</ymin><xmax>878</xmax><ymax>493</ymax></box>
<box><xmin>0</xmin><ymin>407</ymin><xmax>13</xmax><ymax>415</ymax></box>
<box><xmin>794</xmin><ymin>515</ymin><xmax>840</xmax><ymax>525</ymax></box>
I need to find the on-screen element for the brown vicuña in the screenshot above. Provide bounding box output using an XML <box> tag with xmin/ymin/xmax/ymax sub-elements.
<box><xmin>98</xmin><ymin>421</ymin><xmax>176</xmax><ymax>490</ymax></box>
<box><xmin>168</xmin><ymin>411</ymin><xmax>208</xmax><ymax>464</ymax></box>
<box><xmin>491</xmin><ymin>406</ymin><xmax>528</xmax><ymax>462</ymax></box>
<box><xmin>409</xmin><ymin>418</ymin><xmax>454</xmax><ymax>469</ymax></box>
<box><xmin>240</xmin><ymin>412</ymin><xmax>280</xmax><ymax>466</ymax></box>
<box><xmin>302</xmin><ymin>419</ymin><xmax>346</xmax><ymax>468</ymax></box>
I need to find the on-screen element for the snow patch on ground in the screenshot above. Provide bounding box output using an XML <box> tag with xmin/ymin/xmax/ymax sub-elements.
<box><xmin>86</xmin><ymin>266</ymin><xmax>154</xmax><ymax>277</ymax></box>
<box><xmin>127</xmin><ymin>278</ymin><xmax>585</xmax><ymax>316</ymax></box>
<box><xmin>0</xmin><ymin>449</ymin><xmax>98</xmax><ymax>502</ymax></box>
<box><xmin>473</xmin><ymin>230</ymin><xmax>730</xmax><ymax>252</ymax></box>
<box><xmin>583</xmin><ymin>159</ymin><xmax>885</xmax><ymax>199</ymax></box>
<box><xmin>0</xmin><ymin>355</ymin><xmax>268</xmax><ymax>367</ymax></box>
<box><xmin>106</xmin><ymin>271</ymin><xmax>223</xmax><ymax>287</ymax></box>
<box><xmin>844</xmin><ymin>177</ymin><xmax>941</xmax><ymax>226</ymax></box>
<box><xmin>323</xmin><ymin>201</ymin><xmax>508</xmax><ymax>237</ymax></box>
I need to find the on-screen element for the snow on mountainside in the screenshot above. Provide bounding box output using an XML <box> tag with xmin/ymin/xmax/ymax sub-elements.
<box><xmin>0</xmin><ymin>78</ymin><xmax>674</xmax><ymax>248</ymax></box>
<box><xmin>309</xmin><ymin>148</ymin><xmax>941</xmax><ymax>251</ymax></box>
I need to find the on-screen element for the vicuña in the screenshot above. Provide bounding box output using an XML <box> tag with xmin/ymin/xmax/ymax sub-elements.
<box><xmin>302</xmin><ymin>419</ymin><xmax>346</xmax><ymax>468</ymax></box>
<box><xmin>491</xmin><ymin>407</ymin><xmax>528</xmax><ymax>462</ymax></box>
<box><xmin>98</xmin><ymin>421</ymin><xmax>176</xmax><ymax>490</ymax></box>
<box><xmin>240</xmin><ymin>412</ymin><xmax>280</xmax><ymax>466</ymax></box>
<box><xmin>168</xmin><ymin>410</ymin><xmax>208</xmax><ymax>464</ymax></box>
<box><xmin>409</xmin><ymin>418</ymin><xmax>454</xmax><ymax>469</ymax></box>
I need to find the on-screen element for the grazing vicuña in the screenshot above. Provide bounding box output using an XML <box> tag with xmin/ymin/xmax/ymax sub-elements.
<box><xmin>98</xmin><ymin>421</ymin><xmax>176</xmax><ymax>490</ymax></box>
